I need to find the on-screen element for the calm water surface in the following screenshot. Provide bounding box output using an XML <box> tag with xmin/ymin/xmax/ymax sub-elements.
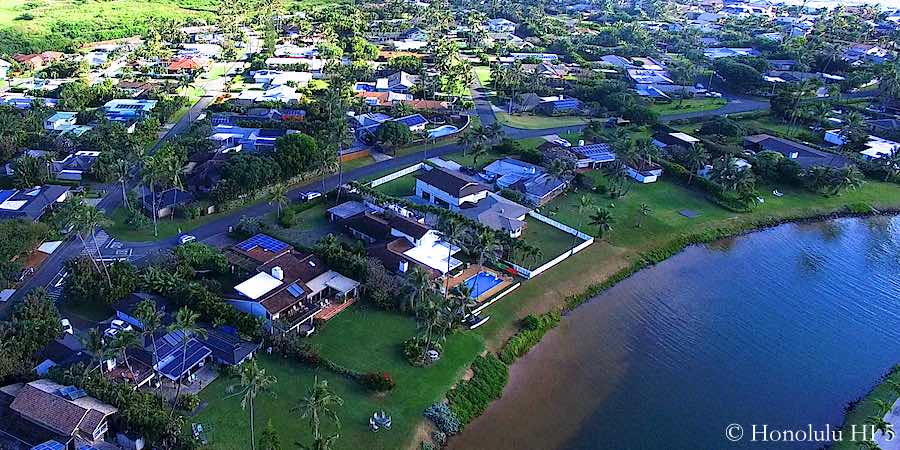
<box><xmin>451</xmin><ymin>217</ymin><xmax>900</xmax><ymax>450</ymax></box>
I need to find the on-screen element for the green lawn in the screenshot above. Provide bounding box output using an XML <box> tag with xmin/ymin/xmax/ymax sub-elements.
<box><xmin>494</xmin><ymin>111</ymin><xmax>588</xmax><ymax>130</ymax></box>
<box><xmin>373</xmin><ymin>173</ymin><xmax>418</xmax><ymax>197</ymax></box>
<box><xmin>473</xmin><ymin>66</ymin><xmax>491</xmax><ymax>86</ymax></box>
<box><xmin>649</xmin><ymin>98</ymin><xmax>727</xmax><ymax>115</ymax></box>
<box><xmin>343</xmin><ymin>155</ymin><xmax>376</xmax><ymax>171</ymax></box>
<box><xmin>833</xmin><ymin>366</ymin><xmax>900</xmax><ymax>450</ymax></box>
<box><xmin>195</xmin><ymin>308</ymin><xmax>483</xmax><ymax>450</ymax></box>
<box><xmin>441</xmin><ymin>149</ymin><xmax>505</xmax><ymax>169</ymax></box>
<box><xmin>513</xmin><ymin>219</ymin><xmax>582</xmax><ymax>268</ymax></box>
<box><xmin>0</xmin><ymin>0</ymin><xmax>215</xmax><ymax>53</ymax></box>
<box><xmin>104</xmin><ymin>207</ymin><xmax>220</xmax><ymax>242</ymax></box>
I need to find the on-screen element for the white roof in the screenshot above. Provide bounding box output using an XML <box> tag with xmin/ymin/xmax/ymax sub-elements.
<box><xmin>862</xmin><ymin>135</ymin><xmax>900</xmax><ymax>159</ymax></box>
<box><xmin>37</xmin><ymin>241</ymin><xmax>63</xmax><ymax>254</ymax></box>
<box><xmin>235</xmin><ymin>272</ymin><xmax>283</xmax><ymax>300</ymax></box>
<box><xmin>306</xmin><ymin>270</ymin><xmax>360</xmax><ymax>296</ymax></box>
<box><xmin>670</xmin><ymin>132</ymin><xmax>700</xmax><ymax>143</ymax></box>
<box><xmin>403</xmin><ymin>240</ymin><xmax>463</xmax><ymax>274</ymax></box>
<box><xmin>0</xmin><ymin>200</ymin><xmax>27</xmax><ymax>211</ymax></box>
<box><xmin>0</xmin><ymin>289</ymin><xmax>14</xmax><ymax>302</ymax></box>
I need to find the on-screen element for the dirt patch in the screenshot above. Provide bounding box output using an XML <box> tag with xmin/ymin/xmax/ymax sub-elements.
<box><xmin>406</xmin><ymin>419</ymin><xmax>437</xmax><ymax>450</ymax></box>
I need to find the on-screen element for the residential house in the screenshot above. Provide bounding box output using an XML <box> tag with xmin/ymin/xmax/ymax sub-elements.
<box><xmin>140</xmin><ymin>188</ymin><xmax>195</xmax><ymax>219</ymax></box>
<box><xmin>179</xmin><ymin>43</ymin><xmax>222</xmax><ymax>59</ymax></box>
<box><xmin>824</xmin><ymin>131</ymin><xmax>900</xmax><ymax>160</ymax></box>
<box><xmin>237</xmin><ymin>84</ymin><xmax>303</xmax><ymax>103</ymax></box>
<box><xmin>703</xmin><ymin>47</ymin><xmax>761</xmax><ymax>59</ymax></box>
<box><xmin>115</xmin><ymin>80</ymin><xmax>161</xmax><ymax>98</ymax></box>
<box><xmin>0</xmin><ymin>59</ymin><xmax>10</xmax><ymax>78</ymax></box>
<box><xmin>635</xmin><ymin>83</ymin><xmax>699</xmax><ymax>99</ymax></box>
<box><xmin>535</xmin><ymin>97</ymin><xmax>582</xmax><ymax>116</ymax></box>
<box><xmin>399</xmin><ymin>99</ymin><xmax>451</xmax><ymax>112</ymax></box>
<box><xmin>767</xmin><ymin>59</ymin><xmax>799</xmax><ymax>71</ymax></box>
<box><xmin>51</xmin><ymin>151</ymin><xmax>101</xmax><ymax>181</ymax></box>
<box><xmin>103</xmin><ymin>99</ymin><xmax>158</xmax><ymax>122</ymax></box>
<box><xmin>459</xmin><ymin>192</ymin><xmax>530</xmax><ymax>238</ymax></box>
<box><xmin>508</xmin><ymin>52</ymin><xmax>559</xmax><ymax>63</ymax></box>
<box><xmin>253</xmin><ymin>70</ymin><xmax>312</xmax><ymax>87</ymax></box>
<box><xmin>391</xmin><ymin>39</ymin><xmax>428</xmax><ymax>51</ymax></box>
<box><xmin>33</xmin><ymin>335</ymin><xmax>90</xmax><ymax>376</ymax></box>
<box><xmin>356</xmin><ymin>91</ymin><xmax>413</xmax><ymax>107</ymax></box>
<box><xmin>599</xmin><ymin>55</ymin><xmax>634</xmax><ymax>69</ymax></box>
<box><xmin>567</xmin><ymin>143</ymin><xmax>617</xmax><ymax>170</ymax></box>
<box><xmin>0</xmin><ymin>185</ymin><xmax>70</xmax><ymax>222</ymax></box>
<box><xmin>167</xmin><ymin>56</ymin><xmax>209</xmax><ymax>73</ymax></box>
<box><xmin>0</xmin><ymin>94</ymin><xmax>59</xmax><ymax>109</ymax></box>
<box><xmin>376</xmin><ymin>71</ymin><xmax>418</xmax><ymax>93</ymax></box>
<box><xmin>486</xmin><ymin>18</ymin><xmax>518</xmax><ymax>33</ymax></box>
<box><xmin>208</xmin><ymin>124</ymin><xmax>295</xmax><ymax>152</ymax></box>
<box><xmin>627</xmin><ymin>68</ymin><xmax>673</xmax><ymax>85</ymax></box>
<box><xmin>415</xmin><ymin>166</ymin><xmax>490</xmax><ymax>210</ymax></box>
<box><xmin>112</xmin><ymin>293</ymin><xmax>170</xmax><ymax>330</ymax></box>
<box><xmin>521</xmin><ymin>62</ymin><xmax>569</xmax><ymax>79</ymax></box>
<box><xmin>11</xmin><ymin>52</ymin><xmax>64</xmax><ymax>70</ymax></box>
<box><xmin>333</xmin><ymin>205</ymin><xmax>464</xmax><ymax>275</ymax></box>
<box><xmin>43</xmin><ymin>112</ymin><xmax>77</xmax><ymax>131</ymax></box>
<box><xmin>481</xmin><ymin>158</ymin><xmax>566</xmax><ymax>206</ymax></box>
<box><xmin>744</xmin><ymin>134</ymin><xmax>848</xmax><ymax>169</ymax></box>
<box><xmin>227</xmin><ymin>234</ymin><xmax>360</xmax><ymax>333</ymax></box>
<box><xmin>355</xmin><ymin>113</ymin><xmax>428</xmax><ymax>138</ymax></box>
<box><xmin>844</xmin><ymin>44</ymin><xmax>892</xmax><ymax>65</ymax></box>
<box><xmin>264</xmin><ymin>57</ymin><xmax>326</xmax><ymax>78</ymax></box>
<box><xmin>652</xmin><ymin>132</ymin><xmax>700</xmax><ymax>149</ymax></box>
<box><xmin>274</xmin><ymin>44</ymin><xmax>319</xmax><ymax>58</ymax></box>
<box><xmin>0</xmin><ymin>379</ymin><xmax>117</xmax><ymax>448</ymax></box>
<box><xmin>626</xmin><ymin>160</ymin><xmax>664</xmax><ymax>183</ymax></box>
<box><xmin>200</xmin><ymin>327</ymin><xmax>261</xmax><ymax>366</ymax></box>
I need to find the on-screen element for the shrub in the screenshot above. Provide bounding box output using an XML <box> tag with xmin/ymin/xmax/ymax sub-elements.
<box><xmin>499</xmin><ymin>311</ymin><xmax>561</xmax><ymax>364</ymax></box>
<box><xmin>846</xmin><ymin>202</ymin><xmax>875</xmax><ymax>214</ymax></box>
<box><xmin>176</xmin><ymin>393</ymin><xmax>201</xmax><ymax>412</ymax></box>
<box><xmin>421</xmin><ymin>442</ymin><xmax>435</xmax><ymax>450</ymax></box>
<box><xmin>362</xmin><ymin>371</ymin><xmax>396</xmax><ymax>392</ymax></box>
<box><xmin>278</xmin><ymin>208</ymin><xmax>297</xmax><ymax>228</ymax></box>
<box><xmin>446</xmin><ymin>355</ymin><xmax>509</xmax><ymax>427</ymax></box>
<box><xmin>431</xmin><ymin>430</ymin><xmax>447</xmax><ymax>446</ymax></box>
<box><xmin>424</xmin><ymin>402</ymin><xmax>461</xmax><ymax>435</ymax></box>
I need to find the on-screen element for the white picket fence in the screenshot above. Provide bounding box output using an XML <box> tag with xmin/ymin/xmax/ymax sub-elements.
<box><xmin>505</xmin><ymin>211</ymin><xmax>594</xmax><ymax>279</ymax></box>
<box><xmin>368</xmin><ymin>163</ymin><xmax>427</xmax><ymax>188</ymax></box>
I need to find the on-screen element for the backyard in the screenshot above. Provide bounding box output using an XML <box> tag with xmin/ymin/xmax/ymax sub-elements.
<box><xmin>194</xmin><ymin>308</ymin><xmax>483</xmax><ymax>450</ymax></box>
<box><xmin>372</xmin><ymin>173</ymin><xmax>419</xmax><ymax>197</ymax></box>
<box><xmin>511</xmin><ymin>218</ymin><xmax>582</xmax><ymax>268</ymax></box>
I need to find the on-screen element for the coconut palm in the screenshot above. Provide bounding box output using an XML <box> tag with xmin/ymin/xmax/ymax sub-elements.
<box><xmin>866</xmin><ymin>415</ymin><xmax>893</xmax><ymax>438</ymax></box>
<box><xmin>570</xmin><ymin>195</ymin><xmax>593</xmax><ymax>254</ymax></box>
<box><xmin>857</xmin><ymin>440</ymin><xmax>883</xmax><ymax>450</ymax></box>
<box><xmin>293</xmin><ymin>377</ymin><xmax>343</xmax><ymax>441</ymax></box>
<box><xmin>133</xmin><ymin>299</ymin><xmax>163</xmax><ymax>400</ymax></box>
<box><xmin>406</xmin><ymin>267</ymin><xmax>435</xmax><ymax>317</ymax></box>
<box><xmin>267</xmin><ymin>184</ymin><xmax>290</xmax><ymax>218</ymax></box>
<box><xmin>107</xmin><ymin>331</ymin><xmax>140</xmax><ymax>385</ymax></box>
<box><xmin>636</xmin><ymin>203</ymin><xmax>651</xmax><ymax>228</ymax></box>
<box><xmin>437</xmin><ymin>216</ymin><xmax>466</xmax><ymax>299</ymax></box>
<box><xmin>470</xmin><ymin>141</ymin><xmax>487</xmax><ymax>167</ymax></box>
<box><xmin>70</xmin><ymin>203</ymin><xmax>112</xmax><ymax>286</ymax></box>
<box><xmin>589</xmin><ymin>207</ymin><xmax>615</xmax><ymax>240</ymax></box>
<box><xmin>874</xmin><ymin>399</ymin><xmax>895</xmax><ymax>417</ymax></box>
<box><xmin>80</xmin><ymin>328</ymin><xmax>105</xmax><ymax>377</ymax></box>
<box><xmin>227</xmin><ymin>359</ymin><xmax>277</xmax><ymax>450</ymax></box>
<box><xmin>473</xmin><ymin>228</ymin><xmax>503</xmax><ymax>295</ymax></box>
<box><xmin>684</xmin><ymin>144</ymin><xmax>709</xmax><ymax>184</ymax></box>
<box><xmin>168</xmin><ymin>307</ymin><xmax>207</xmax><ymax>417</ymax></box>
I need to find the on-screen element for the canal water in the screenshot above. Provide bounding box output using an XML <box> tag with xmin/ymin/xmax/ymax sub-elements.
<box><xmin>451</xmin><ymin>217</ymin><xmax>900</xmax><ymax>450</ymax></box>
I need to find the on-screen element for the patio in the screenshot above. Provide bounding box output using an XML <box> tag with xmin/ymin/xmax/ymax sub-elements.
<box><xmin>156</xmin><ymin>366</ymin><xmax>219</xmax><ymax>401</ymax></box>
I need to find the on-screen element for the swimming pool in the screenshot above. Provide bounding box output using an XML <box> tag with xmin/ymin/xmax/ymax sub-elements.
<box><xmin>427</xmin><ymin>125</ymin><xmax>459</xmax><ymax>139</ymax></box>
<box><xmin>463</xmin><ymin>271</ymin><xmax>503</xmax><ymax>298</ymax></box>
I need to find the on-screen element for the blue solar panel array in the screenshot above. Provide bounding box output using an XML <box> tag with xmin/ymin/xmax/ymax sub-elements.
<box><xmin>395</xmin><ymin>114</ymin><xmax>427</xmax><ymax>127</ymax></box>
<box><xmin>287</xmin><ymin>282</ymin><xmax>305</xmax><ymax>298</ymax></box>
<box><xmin>0</xmin><ymin>189</ymin><xmax>16</xmax><ymax>203</ymax></box>
<box><xmin>78</xmin><ymin>445</ymin><xmax>101</xmax><ymax>450</ymax></box>
<box><xmin>31</xmin><ymin>441</ymin><xmax>65</xmax><ymax>450</ymax></box>
<box><xmin>237</xmin><ymin>234</ymin><xmax>289</xmax><ymax>253</ymax></box>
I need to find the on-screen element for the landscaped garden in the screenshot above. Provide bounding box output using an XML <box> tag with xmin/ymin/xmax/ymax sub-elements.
<box><xmin>194</xmin><ymin>308</ymin><xmax>483</xmax><ymax>450</ymax></box>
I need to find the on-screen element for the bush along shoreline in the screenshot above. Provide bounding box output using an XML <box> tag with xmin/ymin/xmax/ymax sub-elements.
<box><xmin>426</xmin><ymin>205</ymin><xmax>900</xmax><ymax>443</ymax></box>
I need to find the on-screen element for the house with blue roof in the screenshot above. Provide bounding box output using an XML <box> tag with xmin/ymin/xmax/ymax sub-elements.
<box><xmin>535</xmin><ymin>97</ymin><xmax>582</xmax><ymax>116</ymax></box>
<box><xmin>208</xmin><ymin>124</ymin><xmax>293</xmax><ymax>152</ymax></box>
<box><xmin>103</xmin><ymin>99</ymin><xmax>158</xmax><ymax>122</ymax></box>
<box><xmin>481</xmin><ymin>158</ymin><xmax>567</xmax><ymax>205</ymax></box>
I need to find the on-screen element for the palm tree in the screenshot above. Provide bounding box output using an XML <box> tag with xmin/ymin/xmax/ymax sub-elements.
<box><xmin>570</xmin><ymin>195</ymin><xmax>593</xmax><ymax>254</ymax></box>
<box><xmin>437</xmin><ymin>216</ymin><xmax>466</xmax><ymax>299</ymax></box>
<box><xmin>296</xmin><ymin>433</ymin><xmax>340</xmax><ymax>450</ymax></box>
<box><xmin>636</xmin><ymin>203</ymin><xmax>651</xmax><ymax>228</ymax></box>
<box><xmin>857</xmin><ymin>440</ymin><xmax>883</xmax><ymax>450</ymax></box>
<box><xmin>406</xmin><ymin>267</ymin><xmax>434</xmax><ymax>317</ymax></box>
<box><xmin>168</xmin><ymin>307</ymin><xmax>208</xmax><ymax>417</ymax></box>
<box><xmin>684</xmin><ymin>144</ymin><xmax>709</xmax><ymax>184</ymax></box>
<box><xmin>589</xmin><ymin>207</ymin><xmax>615</xmax><ymax>240</ymax></box>
<box><xmin>134</xmin><ymin>299</ymin><xmax>163</xmax><ymax>401</ymax></box>
<box><xmin>874</xmin><ymin>399</ymin><xmax>895</xmax><ymax>416</ymax></box>
<box><xmin>267</xmin><ymin>184</ymin><xmax>290</xmax><ymax>218</ymax></box>
<box><xmin>108</xmin><ymin>331</ymin><xmax>140</xmax><ymax>384</ymax></box>
<box><xmin>293</xmin><ymin>377</ymin><xmax>343</xmax><ymax>441</ymax></box>
<box><xmin>470</xmin><ymin>141</ymin><xmax>487</xmax><ymax>167</ymax></box>
<box><xmin>80</xmin><ymin>328</ymin><xmax>105</xmax><ymax>377</ymax></box>
<box><xmin>227</xmin><ymin>359</ymin><xmax>278</xmax><ymax>450</ymax></box>
<box><xmin>866</xmin><ymin>414</ymin><xmax>893</xmax><ymax>438</ymax></box>
<box><xmin>142</xmin><ymin>154</ymin><xmax>163</xmax><ymax>237</ymax></box>
<box><xmin>70</xmin><ymin>204</ymin><xmax>112</xmax><ymax>287</ymax></box>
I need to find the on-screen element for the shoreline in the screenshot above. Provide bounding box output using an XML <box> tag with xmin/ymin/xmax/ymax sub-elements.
<box><xmin>435</xmin><ymin>205</ymin><xmax>900</xmax><ymax>449</ymax></box>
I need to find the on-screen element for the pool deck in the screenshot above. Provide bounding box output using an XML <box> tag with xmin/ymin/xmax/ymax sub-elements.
<box><xmin>446</xmin><ymin>265</ymin><xmax>514</xmax><ymax>304</ymax></box>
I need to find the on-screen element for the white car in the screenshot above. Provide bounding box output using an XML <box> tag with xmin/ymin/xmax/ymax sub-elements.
<box><xmin>103</xmin><ymin>327</ymin><xmax>120</xmax><ymax>339</ymax></box>
<box><xmin>299</xmin><ymin>191</ymin><xmax>322</xmax><ymax>202</ymax></box>
<box><xmin>110</xmin><ymin>319</ymin><xmax>133</xmax><ymax>332</ymax></box>
<box><xmin>705</xmin><ymin>91</ymin><xmax>723</xmax><ymax>98</ymax></box>
<box><xmin>552</xmin><ymin>138</ymin><xmax>572</xmax><ymax>148</ymax></box>
<box><xmin>60</xmin><ymin>318</ymin><xmax>73</xmax><ymax>335</ymax></box>
<box><xmin>179</xmin><ymin>234</ymin><xmax>197</xmax><ymax>245</ymax></box>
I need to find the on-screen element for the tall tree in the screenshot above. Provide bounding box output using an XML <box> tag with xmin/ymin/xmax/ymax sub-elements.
<box><xmin>227</xmin><ymin>359</ymin><xmax>278</xmax><ymax>450</ymax></box>
<box><xmin>168</xmin><ymin>307</ymin><xmax>208</xmax><ymax>417</ymax></box>
<box><xmin>293</xmin><ymin>377</ymin><xmax>343</xmax><ymax>441</ymax></box>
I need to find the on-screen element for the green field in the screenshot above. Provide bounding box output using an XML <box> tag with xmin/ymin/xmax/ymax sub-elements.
<box><xmin>649</xmin><ymin>97</ymin><xmax>727</xmax><ymax>115</ymax></box>
<box><xmin>373</xmin><ymin>173</ymin><xmax>418</xmax><ymax>197</ymax></box>
<box><xmin>104</xmin><ymin>206</ymin><xmax>219</xmax><ymax>242</ymax></box>
<box><xmin>494</xmin><ymin>111</ymin><xmax>588</xmax><ymax>130</ymax></box>
<box><xmin>195</xmin><ymin>308</ymin><xmax>483</xmax><ymax>450</ymax></box>
<box><xmin>0</xmin><ymin>0</ymin><xmax>216</xmax><ymax>53</ymax></box>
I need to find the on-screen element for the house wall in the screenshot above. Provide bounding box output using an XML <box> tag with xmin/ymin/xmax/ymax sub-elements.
<box><xmin>415</xmin><ymin>180</ymin><xmax>487</xmax><ymax>210</ymax></box>
<box><xmin>626</xmin><ymin>167</ymin><xmax>659</xmax><ymax>183</ymax></box>
<box><xmin>226</xmin><ymin>299</ymin><xmax>271</xmax><ymax>330</ymax></box>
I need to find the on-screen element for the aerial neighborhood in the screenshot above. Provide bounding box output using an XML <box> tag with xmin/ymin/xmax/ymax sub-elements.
<box><xmin>1</xmin><ymin>0</ymin><xmax>900</xmax><ymax>449</ymax></box>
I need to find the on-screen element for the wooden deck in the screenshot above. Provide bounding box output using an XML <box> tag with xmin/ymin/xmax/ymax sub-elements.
<box><xmin>315</xmin><ymin>298</ymin><xmax>357</xmax><ymax>321</ymax></box>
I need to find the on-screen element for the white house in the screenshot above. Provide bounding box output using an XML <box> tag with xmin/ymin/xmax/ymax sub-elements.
<box><xmin>625</xmin><ymin>160</ymin><xmax>664</xmax><ymax>184</ymax></box>
<box><xmin>376</xmin><ymin>71</ymin><xmax>418</xmax><ymax>93</ymax></box>
<box><xmin>486</xmin><ymin>18</ymin><xmax>518</xmax><ymax>33</ymax></box>
<box><xmin>414</xmin><ymin>167</ymin><xmax>490</xmax><ymax>210</ymax></box>
<box><xmin>0</xmin><ymin>59</ymin><xmax>11</xmax><ymax>78</ymax></box>
<box><xmin>825</xmin><ymin>130</ymin><xmax>900</xmax><ymax>160</ymax></box>
<box><xmin>253</xmin><ymin>70</ymin><xmax>312</xmax><ymax>87</ymax></box>
<box><xmin>44</xmin><ymin>111</ymin><xmax>78</xmax><ymax>131</ymax></box>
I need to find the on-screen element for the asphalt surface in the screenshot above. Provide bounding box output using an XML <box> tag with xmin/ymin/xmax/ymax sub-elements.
<box><xmin>3</xmin><ymin>69</ymin><xmax>774</xmax><ymax>317</ymax></box>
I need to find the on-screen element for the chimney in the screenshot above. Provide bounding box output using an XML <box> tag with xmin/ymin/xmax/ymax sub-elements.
<box><xmin>271</xmin><ymin>266</ymin><xmax>284</xmax><ymax>280</ymax></box>
<box><xmin>578</xmin><ymin>140</ymin><xmax>585</xmax><ymax>146</ymax></box>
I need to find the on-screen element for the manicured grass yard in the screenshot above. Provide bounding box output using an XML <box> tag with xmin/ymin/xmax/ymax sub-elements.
<box><xmin>513</xmin><ymin>219</ymin><xmax>582</xmax><ymax>268</ymax></box>
<box><xmin>473</xmin><ymin>66</ymin><xmax>491</xmax><ymax>86</ymax></box>
<box><xmin>342</xmin><ymin>155</ymin><xmax>376</xmax><ymax>171</ymax></box>
<box><xmin>373</xmin><ymin>173</ymin><xmax>418</xmax><ymax>197</ymax></box>
<box><xmin>649</xmin><ymin>97</ymin><xmax>727</xmax><ymax>115</ymax></box>
<box><xmin>195</xmin><ymin>308</ymin><xmax>483</xmax><ymax>450</ymax></box>
<box><xmin>441</xmin><ymin>149</ymin><xmax>505</xmax><ymax>169</ymax></box>
<box><xmin>104</xmin><ymin>207</ymin><xmax>220</xmax><ymax>242</ymax></box>
<box><xmin>494</xmin><ymin>111</ymin><xmax>588</xmax><ymax>130</ymax></box>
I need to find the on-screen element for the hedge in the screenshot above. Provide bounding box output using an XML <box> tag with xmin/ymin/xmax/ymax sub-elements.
<box><xmin>498</xmin><ymin>311</ymin><xmax>561</xmax><ymax>364</ymax></box>
<box><xmin>446</xmin><ymin>355</ymin><xmax>509</xmax><ymax>427</ymax></box>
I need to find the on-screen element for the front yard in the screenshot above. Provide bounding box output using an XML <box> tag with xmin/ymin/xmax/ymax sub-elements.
<box><xmin>648</xmin><ymin>97</ymin><xmax>727</xmax><ymax>115</ymax></box>
<box><xmin>494</xmin><ymin>111</ymin><xmax>588</xmax><ymax>130</ymax></box>
<box><xmin>195</xmin><ymin>308</ymin><xmax>483</xmax><ymax>450</ymax></box>
<box><xmin>104</xmin><ymin>207</ymin><xmax>220</xmax><ymax>242</ymax></box>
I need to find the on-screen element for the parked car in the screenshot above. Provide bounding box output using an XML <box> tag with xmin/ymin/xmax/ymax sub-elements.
<box><xmin>179</xmin><ymin>234</ymin><xmax>197</xmax><ymax>244</ymax></box>
<box><xmin>110</xmin><ymin>319</ymin><xmax>133</xmax><ymax>332</ymax></box>
<box><xmin>552</xmin><ymin>138</ymin><xmax>572</xmax><ymax>148</ymax></box>
<box><xmin>60</xmin><ymin>318</ymin><xmax>73</xmax><ymax>335</ymax></box>
<box><xmin>103</xmin><ymin>327</ymin><xmax>119</xmax><ymax>339</ymax></box>
<box><xmin>299</xmin><ymin>191</ymin><xmax>322</xmax><ymax>202</ymax></box>
<box><xmin>705</xmin><ymin>91</ymin><xmax>723</xmax><ymax>98</ymax></box>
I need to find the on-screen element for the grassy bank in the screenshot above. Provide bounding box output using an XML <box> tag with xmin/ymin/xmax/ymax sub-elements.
<box><xmin>833</xmin><ymin>366</ymin><xmax>900</xmax><ymax>450</ymax></box>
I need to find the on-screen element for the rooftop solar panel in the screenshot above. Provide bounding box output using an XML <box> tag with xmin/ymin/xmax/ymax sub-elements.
<box><xmin>287</xmin><ymin>282</ymin><xmax>305</xmax><ymax>298</ymax></box>
<box><xmin>0</xmin><ymin>189</ymin><xmax>16</xmax><ymax>203</ymax></box>
<box><xmin>237</xmin><ymin>234</ymin><xmax>289</xmax><ymax>253</ymax></box>
<box><xmin>32</xmin><ymin>441</ymin><xmax>65</xmax><ymax>450</ymax></box>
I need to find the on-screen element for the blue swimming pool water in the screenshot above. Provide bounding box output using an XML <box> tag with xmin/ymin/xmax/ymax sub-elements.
<box><xmin>427</xmin><ymin>125</ymin><xmax>459</xmax><ymax>139</ymax></box>
<box><xmin>464</xmin><ymin>272</ymin><xmax>502</xmax><ymax>298</ymax></box>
